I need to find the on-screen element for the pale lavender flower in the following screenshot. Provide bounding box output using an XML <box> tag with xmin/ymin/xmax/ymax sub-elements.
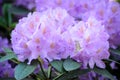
<box><xmin>79</xmin><ymin>71</ymin><xmax>109</xmax><ymax>80</ymax></box>
<box><xmin>110</xmin><ymin>62</ymin><xmax>118</xmax><ymax>69</ymax></box>
<box><xmin>35</xmin><ymin>0</ymin><xmax>80</xmax><ymax>12</ymax></box>
<box><xmin>70</xmin><ymin>16</ymin><xmax>110</xmax><ymax>68</ymax></box>
<box><xmin>11</xmin><ymin>7</ymin><xmax>75</xmax><ymax>63</ymax></box>
<box><xmin>15</xmin><ymin>0</ymin><xmax>35</xmax><ymax>10</ymax></box>
<box><xmin>35</xmin><ymin>0</ymin><xmax>85</xmax><ymax>18</ymax></box>
<box><xmin>35</xmin><ymin>0</ymin><xmax>110</xmax><ymax>18</ymax></box>
<box><xmin>0</xmin><ymin>61</ymin><xmax>14</xmax><ymax>77</ymax></box>
<box><xmin>11</xmin><ymin>12</ymin><xmax>42</xmax><ymax>63</ymax></box>
<box><xmin>81</xmin><ymin>1</ymin><xmax>120</xmax><ymax>48</ymax></box>
<box><xmin>105</xmin><ymin>1</ymin><xmax>120</xmax><ymax>48</ymax></box>
<box><xmin>0</xmin><ymin>0</ymin><xmax>2</xmax><ymax>3</ymax></box>
<box><xmin>0</xmin><ymin>37</ymin><xmax>10</xmax><ymax>53</ymax></box>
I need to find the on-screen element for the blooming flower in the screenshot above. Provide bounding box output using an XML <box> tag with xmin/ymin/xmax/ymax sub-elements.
<box><xmin>0</xmin><ymin>37</ymin><xmax>10</xmax><ymax>53</ymax></box>
<box><xmin>15</xmin><ymin>0</ymin><xmax>35</xmax><ymax>10</ymax></box>
<box><xmin>0</xmin><ymin>61</ymin><xmax>14</xmax><ymax>77</ymax></box>
<box><xmin>35</xmin><ymin>0</ymin><xmax>80</xmax><ymax>12</ymax></box>
<box><xmin>11</xmin><ymin>7</ymin><xmax>75</xmax><ymax>63</ymax></box>
<box><xmin>70</xmin><ymin>16</ymin><xmax>110</xmax><ymax>68</ymax></box>
<box><xmin>79</xmin><ymin>71</ymin><xmax>110</xmax><ymax>80</ymax></box>
<box><xmin>35</xmin><ymin>0</ymin><xmax>109</xmax><ymax>18</ymax></box>
<box><xmin>11</xmin><ymin>12</ymin><xmax>42</xmax><ymax>63</ymax></box>
<box><xmin>36</xmin><ymin>0</ymin><xmax>120</xmax><ymax>46</ymax></box>
<box><xmin>81</xmin><ymin>1</ymin><xmax>120</xmax><ymax>48</ymax></box>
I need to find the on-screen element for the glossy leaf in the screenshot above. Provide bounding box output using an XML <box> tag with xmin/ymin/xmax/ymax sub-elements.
<box><xmin>0</xmin><ymin>48</ymin><xmax>17</xmax><ymax>62</ymax></box>
<box><xmin>15</xmin><ymin>62</ymin><xmax>38</xmax><ymax>80</ymax></box>
<box><xmin>54</xmin><ymin>69</ymin><xmax>90</xmax><ymax>80</ymax></box>
<box><xmin>93</xmin><ymin>68</ymin><xmax>115</xmax><ymax>80</ymax></box>
<box><xmin>10</xmin><ymin>6</ymin><xmax>29</xmax><ymax>16</ymax></box>
<box><xmin>63</xmin><ymin>58</ymin><xmax>81</xmax><ymax>71</ymax></box>
<box><xmin>50</xmin><ymin>60</ymin><xmax>65</xmax><ymax>73</ymax></box>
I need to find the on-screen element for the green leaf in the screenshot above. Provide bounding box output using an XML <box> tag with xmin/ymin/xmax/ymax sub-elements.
<box><xmin>22</xmin><ymin>78</ymin><xmax>34</xmax><ymax>80</ymax></box>
<box><xmin>104</xmin><ymin>59</ymin><xmax>120</xmax><ymax>65</ymax></box>
<box><xmin>54</xmin><ymin>69</ymin><xmax>90</xmax><ymax>80</ymax></box>
<box><xmin>0</xmin><ymin>78</ymin><xmax>16</xmax><ymax>80</ymax></box>
<box><xmin>3</xmin><ymin>48</ymin><xmax>14</xmax><ymax>54</ymax></box>
<box><xmin>10</xmin><ymin>22</ymin><xmax>17</xmax><ymax>29</ymax></box>
<box><xmin>0</xmin><ymin>16</ymin><xmax>7</xmax><ymax>27</ymax></box>
<box><xmin>47</xmin><ymin>66</ymin><xmax>52</xmax><ymax>78</ymax></box>
<box><xmin>93</xmin><ymin>68</ymin><xmax>115</xmax><ymax>80</ymax></box>
<box><xmin>10</xmin><ymin>6</ymin><xmax>29</xmax><ymax>16</ymax></box>
<box><xmin>50</xmin><ymin>60</ymin><xmax>65</xmax><ymax>73</ymax></box>
<box><xmin>2</xmin><ymin>4</ymin><xmax>12</xmax><ymax>27</ymax></box>
<box><xmin>0</xmin><ymin>78</ymin><xmax>34</xmax><ymax>80</ymax></box>
<box><xmin>37</xmin><ymin>70</ymin><xmax>47</xmax><ymax>80</ymax></box>
<box><xmin>117</xmin><ymin>0</ymin><xmax>120</xmax><ymax>3</ymax></box>
<box><xmin>110</xmin><ymin>48</ymin><xmax>120</xmax><ymax>56</ymax></box>
<box><xmin>110</xmin><ymin>48</ymin><xmax>120</xmax><ymax>59</ymax></box>
<box><xmin>15</xmin><ymin>62</ymin><xmax>38</xmax><ymax>80</ymax></box>
<box><xmin>0</xmin><ymin>48</ymin><xmax>17</xmax><ymax>62</ymax></box>
<box><xmin>63</xmin><ymin>58</ymin><xmax>81</xmax><ymax>71</ymax></box>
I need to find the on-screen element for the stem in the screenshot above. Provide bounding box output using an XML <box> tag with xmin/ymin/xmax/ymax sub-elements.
<box><xmin>47</xmin><ymin>66</ymin><xmax>52</xmax><ymax>79</ymax></box>
<box><xmin>10</xmin><ymin>59</ymin><xmax>19</xmax><ymax>64</ymax></box>
<box><xmin>106</xmin><ymin>59</ymin><xmax>120</xmax><ymax>65</ymax></box>
<box><xmin>38</xmin><ymin>58</ymin><xmax>48</xmax><ymax>80</ymax></box>
<box><xmin>53</xmin><ymin>73</ymin><xmax>64</xmax><ymax>80</ymax></box>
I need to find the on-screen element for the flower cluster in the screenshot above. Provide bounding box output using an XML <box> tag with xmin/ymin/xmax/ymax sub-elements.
<box><xmin>1</xmin><ymin>0</ymin><xmax>120</xmax><ymax>79</ymax></box>
<box><xmin>11</xmin><ymin>7</ymin><xmax>110</xmax><ymax>68</ymax></box>
<box><xmin>15</xmin><ymin>0</ymin><xmax>35</xmax><ymax>10</ymax></box>
<box><xmin>11</xmin><ymin>8</ymin><xmax>75</xmax><ymax>63</ymax></box>
<box><xmin>70</xmin><ymin>17</ymin><xmax>109</xmax><ymax>68</ymax></box>
<box><xmin>81</xmin><ymin>0</ymin><xmax>120</xmax><ymax>48</ymax></box>
<box><xmin>36</xmin><ymin>0</ymin><xmax>120</xmax><ymax>48</ymax></box>
<box><xmin>79</xmin><ymin>71</ymin><xmax>114</xmax><ymax>80</ymax></box>
<box><xmin>10</xmin><ymin>0</ymin><xmax>120</xmax><ymax>70</ymax></box>
<box><xmin>35</xmin><ymin>0</ymin><xmax>80</xmax><ymax>12</ymax></box>
<box><xmin>0</xmin><ymin>37</ymin><xmax>10</xmax><ymax>53</ymax></box>
<box><xmin>0</xmin><ymin>61</ymin><xmax>14</xmax><ymax>77</ymax></box>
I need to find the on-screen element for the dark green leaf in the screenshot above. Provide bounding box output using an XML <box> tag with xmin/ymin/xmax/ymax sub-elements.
<box><xmin>0</xmin><ymin>16</ymin><xmax>7</xmax><ymax>27</ymax></box>
<box><xmin>54</xmin><ymin>69</ymin><xmax>90</xmax><ymax>80</ymax></box>
<box><xmin>3</xmin><ymin>48</ymin><xmax>14</xmax><ymax>54</ymax></box>
<box><xmin>2</xmin><ymin>4</ymin><xmax>12</xmax><ymax>27</ymax></box>
<box><xmin>50</xmin><ymin>60</ymin><xmax>65</xmax><ymax>73</ymax></box>
<box><xmin>0</xmin><ymin>48</ymin><xmax>17</xmax><ymax>62</ymax></box>
<box><xmin>0</xmin><ymin>78</ymin><xmax>16</xmax><ymax>80</ymax></box>
<box><xmin>93</xmin><ymin>68</ymin><xmax>115</xmax><ymax>80</ymax></box>
<box><xmin>10</xmin><ymin>22</ymin><xmax>17</xmax><ymax>29</ymax></box>
<box><xmin>63</xmin><ymin>58</ymin><xmax>81</xmax><ymax>71</ymax></box>
<box><xmin>15</xmin><ymin>62</ymin><xmax>38</xmax><ymax>80</ymax></box>
<box><xmin>37</xmin><ymin>70</ymin><xmax>47</xmax><ymax>80</ymax></box>
<box><xmin>22</xmin><ymin>78</ymin><xmax>34</xmax><ymax>80</ymax></box>
<box><xmin>117</xmin><ymin>0</ymin><xmax>120</xmax><ymax>3</ymax></box>
<box><xmin>104</xmin><ymin>59</ymin><xmax>120</xmax><ymax>65</ymax></box>
<box><xmin>0</xmin><ymin>78</ymin><xmax>34</xmax><ymax>80</ymax></box>
<box><xmin>10</xmin><ymin>6</ymin><xmax>29</xmax><ymax>16</ymax></box>
<box><xmin>110</xmin><ymin>48</ymin><xmax>120</xmax><ymax>61</ymax></box>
